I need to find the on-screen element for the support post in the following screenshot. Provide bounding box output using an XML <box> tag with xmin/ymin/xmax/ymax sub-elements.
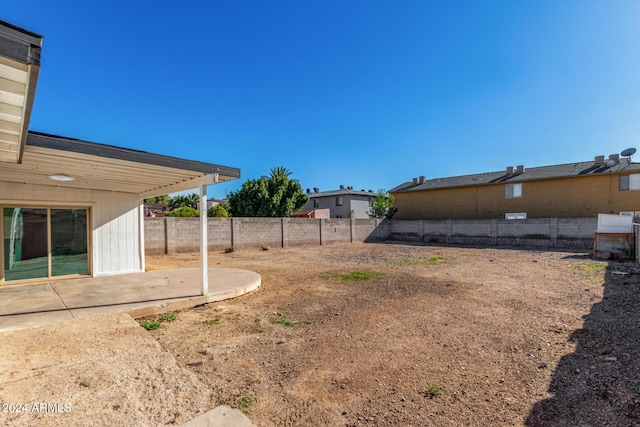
<box><xmin>200</xmin><ymin>185</ymin><xmax>208</xmax><ymax>296</ymax></box>
<box><xmin>139</xmin><ymin>201</ymin><xmax>146</xmax><ymax>272</ymax></box>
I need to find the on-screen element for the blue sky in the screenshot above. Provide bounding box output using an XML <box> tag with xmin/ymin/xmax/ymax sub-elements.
<box><xmin>4</xmin><ymin>1</ymin><xmax>640</xmax><ymax>199</ymax></box>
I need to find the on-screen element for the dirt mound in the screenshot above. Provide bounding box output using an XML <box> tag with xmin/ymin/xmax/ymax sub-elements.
<box><xmin>0</xmin><ymin>312</ymin><xmax>214</xmax><ymax>426</ymax></box>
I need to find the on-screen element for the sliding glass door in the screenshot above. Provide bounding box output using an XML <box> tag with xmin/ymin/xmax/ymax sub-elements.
<box><xmin>2</xmin><ymin>207</ymin><xmax>89</xmax><ymax>282</ymax></box>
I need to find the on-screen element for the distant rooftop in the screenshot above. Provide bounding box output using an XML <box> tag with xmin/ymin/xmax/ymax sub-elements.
<box><xmin>391</xmin><ymin>154</ymin><xmax>640</xmax><ymax>193</ymax></box>
<box><xmin>306</xmin><ymin>186</ymin><xmax>379</xmax><ymax>197</ymax></box>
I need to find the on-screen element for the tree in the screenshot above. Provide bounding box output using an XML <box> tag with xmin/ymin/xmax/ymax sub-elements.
<box><xmin>144</xmin><ymin>195</ymin><xmax>169</xmax><ymax>204</ymax></box>
<box><xmin>369</xmin><ymin>190</ymin><xmax>398</xmax><ymax>219</ymax></box>
<box><xmin>266</xmin><ymin>166</ymin><xmax>292</xmax><ymax>179</ymax></box>
<box><xmin>208</xmin><ymin>204</ymin><xmax>229</xmax><ymax>218</ymax></box>
<box><xmin>228</xmin><ymin>167</ymin><xmax>308</xmax><ymax>217</ymax></box>
<box><xmin>165</xmin><ymin>206</ymin><xmax>200</xmax><ymax>217</ymax></box>
<box><xmin>168</xmin><ymin>193</ymin><xmax>199</xmax><ymax>210</ymax></box>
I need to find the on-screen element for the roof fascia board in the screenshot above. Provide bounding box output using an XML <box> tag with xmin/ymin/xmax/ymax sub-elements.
<box><xmin>0</xmin><ymin>21</ymin><xmax>43</xmax><ymax>164</ymax></box>
<box><xmin>0</xmin><ymin>20</ymin><xmax>42</xmax><ymax>65</ymax></box>
<box><xmin>137</xmin><ymin>173</ymin><xmax>219</xmax><ymax>199</ymax></box>
<box><xmin>17</xmin><ymin>63</ymin><xmax>40</xmax><ymax>163</ymax></box>
<box><xmin>26</xmin><ymin>132</ymin><xmax>240</xmax><ymax>178</ymax></box>
<box><xmin>395</xmin><ymin>171</ymin><xmax>631</xmax><ymax>193</ymax></box>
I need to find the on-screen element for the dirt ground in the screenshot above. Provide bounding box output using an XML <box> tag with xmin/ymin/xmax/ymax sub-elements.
<box><xmin>139</xmin><ymin>242</ymin><xmax>640</xmax><ymax>426</ymax></box>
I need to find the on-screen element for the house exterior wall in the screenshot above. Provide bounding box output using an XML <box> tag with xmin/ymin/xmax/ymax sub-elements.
<box><xmin>0</xmin><ymin>181</ymin><xmax>142</xmax><ymax>279</ymax></box>
<box><xmin>348</xmin><ymin>195</ymin><xmax>376</xmax><ymax>219</ymax></box>
<box><xmin>393</xmin><ymin>173</ymin><xmax>640</xmax><ymax>220</ymax></box>
<box><xmin>303</xmin><ymin>193</ymin><xmax>376</xmax><ymax>218</ymax></box>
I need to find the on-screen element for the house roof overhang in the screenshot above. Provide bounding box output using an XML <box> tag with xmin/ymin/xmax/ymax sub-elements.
<box><xmin>0</xmin><ymin>20</ymin><xmax>43</xmax><ymax>164</ymax></box>
<box><xmin>0</xmin><ymin>131</ymin><xmax>240</xmax><ymax>198</ymax></box>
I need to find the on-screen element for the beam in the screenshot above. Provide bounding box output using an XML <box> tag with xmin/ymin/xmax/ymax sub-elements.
<box><xmin>137</xmin><ymin>173</ymin><xmax>218</xmax><ymax>199</ymax></box>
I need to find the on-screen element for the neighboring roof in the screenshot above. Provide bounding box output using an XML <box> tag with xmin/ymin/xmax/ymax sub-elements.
<box><xmin>292</xmin><ymin>209</ymin><xmax>331</xmax><ymax>218</ymax></box>
<box><xmin>391</xmin><ymin>157</ymin><xmax>640</xmax><ymax>193</ymax></box>
<box><xmin>0</xmin><ymin>131</ymin><xmax>240</xmax><ymax>197</ymax></box>
<box><xmin>292</xmin><ymin>210</ymin><xmax>314</xmax><ymax>217</ymax></box>
<box><xmin>307</xmin><ymin>188</ymin><xmax>378</xmax><ymax>198</ymax></box>
<box><xmin>0</xmin><ymin>20</ymin><xmax>43</xmax><ymax>164</ymax></box>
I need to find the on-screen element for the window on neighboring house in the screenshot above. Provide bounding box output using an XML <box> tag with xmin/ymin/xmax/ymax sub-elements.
<box><xmin>313</xmin><ymin>199</ymin><xmax>320</xmax><ymax>208</ymax></box>
<box><xmin>506</xmin><ymin>183</ymin><xmax>522</xmax><ymax>198</ymax></box>
<box><xmin>336</xmin><ymin>196</ymin><xmax>343</xmax><ymax>206</ymax></box>
<box><xmin>619</xmin><ymin>174</ymin><xmax>640</xmax><ymax>191</ymax></box>
<box><xmin>505</xmin><ymin>212</ymin><xmax>527</xmax><ymax>220</ymax></box>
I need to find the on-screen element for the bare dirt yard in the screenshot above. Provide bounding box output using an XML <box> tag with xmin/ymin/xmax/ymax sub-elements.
<box><xmin>139</xmin><ymin>242</ymin><xmax>640</xmax><ymax>426</ymax></box>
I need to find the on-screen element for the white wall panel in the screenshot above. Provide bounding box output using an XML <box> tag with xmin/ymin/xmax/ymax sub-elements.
<box><xmin>92</xmin><ymin>189</ymin><xmax>142</xmax><ymax>276</ymax></box>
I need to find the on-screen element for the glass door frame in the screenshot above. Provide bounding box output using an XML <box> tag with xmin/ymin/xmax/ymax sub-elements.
<box><xmin>0</xmin><ymin>203</ymin><xmax>92</xmax><ymax>284</ymax></box>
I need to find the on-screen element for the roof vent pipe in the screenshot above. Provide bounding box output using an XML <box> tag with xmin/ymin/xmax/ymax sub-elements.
<box><xmin>609</xmin><ymin>154</ymin><xmax>620</xmax><ymax>163</ymax></box>
<box><xmin>412</xmin><ymin>177</ymin><xmax>418</xmax><ymax>184</ymax></box>
<box><xmin>418</xmin><ymin>176</ymin><xmax>426</xmax><ymax>184</ymax></box>
<box><xmin>594</xmin><ymin>155</ymin><xmax>605</xmax><ymax>165</ymax></box>
<box><xmin>340</xmin><ymin>184</ymin><xmax>345</xmax><ymax>189</ymax></box>
<box><xmin>506</xmin><ymin>166</ymin><xmax>514</xmax><ymax>175</ymax></box>
<box><xmin>516</xmin><ymin>165</ymin><xmax>525</xmax><ymax>173</ymax></box>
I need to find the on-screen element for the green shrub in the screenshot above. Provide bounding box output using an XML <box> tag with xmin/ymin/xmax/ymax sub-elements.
<box><xmin>158</xmin><ymin>313</ymin><xmax>177</xmax><ymax>322</ymax></box>
<box><xmin>166</xmin><ymin>206</ymin><xmax>199</xmax><ymax>217</ymax></box>
<box><xmin>208</xmin><ymin>205</ymin><xmax>229</xmax><ymax>218</ymax></box>
<box><xmin>140</xmin><ymin>321</ymin><xmax>161</xmax><ymax>330</ymax></box>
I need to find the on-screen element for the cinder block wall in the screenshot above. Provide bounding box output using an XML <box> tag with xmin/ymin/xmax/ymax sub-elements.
<box><xmin>322</xmin><ymin>219</ymin><xmax>352</xmax><ymax>244</ymax></box>
<box><xmin>208</xmin><ymin>219</ymin><xmax>232</xmax><ymax>250</ymax></box>
<box><xmin>144</xmin><ymin>218</ymin><xmax>166</xmax><ymax>255</ymax></box>
<box><xmin>287</xmin><ymin>218</ymin><xmax>321</xmax><ymax>246</ymax></box>
<box><xmin>234</xmin><ymin>218</ymin><xmax>282</xmax><ymax>249</ymax></box>
<box><xmin>144</xmin><ymin>217</ymin><xmax>386</xmax><ymax>254</ymax></box>
<box><xmin>144</xmin><ymin>217</ymin><xmax>597</xmax><ymax>254</ymax></box>
<box><xmin>389</xmin><ymin>217</ymin><xmax>597</xmax><ymax>249</ymax></box>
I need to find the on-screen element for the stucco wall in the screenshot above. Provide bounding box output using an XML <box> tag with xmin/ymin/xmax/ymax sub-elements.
<box><xmin>393</xmin><ymin>174</ymin><xmax>640</xmax><ymax>220</ymax></box>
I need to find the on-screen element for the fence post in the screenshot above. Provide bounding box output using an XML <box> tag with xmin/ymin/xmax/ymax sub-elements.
<box><xmin>281</xmin><ymin>218</ymin><xmax>288</xmax><ymax>248</ymax></box>
<box><xmin>550</xmin><ymin>218</ymin><xmax>558</xmax><ymax>247</ymax></box>
<box><xmin>165</xmin><ymin>217</ymin><xmax>176</xmax><ymax>255</ymax></box>
<box><xmin>319</xmin><ymin>218</ymin><xmax>324</xmax><ymax>245</ymax></box>
<box><xmin>350</xmin><ymin>218</ymin><xmax>354</xmax><ymax>243</ymax></box>
<box><xmin>491</xmin><ymin>219</ymin><xmax>498</xmax><ymax>246</ymax></box>
<box><xmin>230</xmin><ymin>218</ymin><xmax>236</xmax><ymax>248</ymax></box>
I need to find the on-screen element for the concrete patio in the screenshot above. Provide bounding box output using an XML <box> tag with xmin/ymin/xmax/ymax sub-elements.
<box><xmin>0</xmin><ymin>268</ymin><xmax>261</xmax><ymax>332</ymax></box>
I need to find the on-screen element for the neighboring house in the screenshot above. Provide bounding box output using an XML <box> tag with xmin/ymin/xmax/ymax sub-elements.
<box><xmin>302</xmin><ymin>186</ymin><xmax>378</xmax><ymax>218</ymax></box>
<box><xmin>196</xmin><ymin>198</ymin><xmax>228</xmax><ymax>211</ymax></box>
<box><xmin>144</xmin><ymin>203</ymin><xmax>168</xmax><ymax>217</ymax></box>
<box><xmin>390</xmin><ymin>154</ymin><xmax>640</xmax><ymax>220</ymax></box>
<box><xmin>291</xmin><ymin>209</ymin><xmax>330</xmax><ymax>219</ymax></box>
<box><xmin>0</xmin><ymin>20</ymin><xmax>240</xmax><ymax>284</ymax></box>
